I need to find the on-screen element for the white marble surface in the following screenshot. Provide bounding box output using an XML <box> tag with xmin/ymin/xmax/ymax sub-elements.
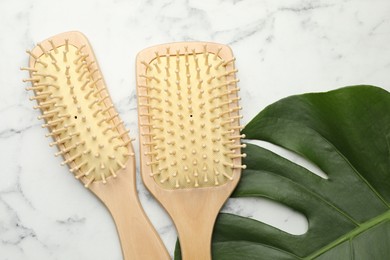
<box><xmin>1</xmin><ymin>0</ymin><xmax>390</xmax><ymax>259</ymax></box>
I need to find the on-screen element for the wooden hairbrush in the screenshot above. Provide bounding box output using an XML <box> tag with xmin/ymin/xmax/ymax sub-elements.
<box><xmin>136</xmin><ymin>42</ymin><xmax>246</xmax><ymax>259</ymax></box>
<box><xmin>22</xmin><ymin>31</ymin><xmax>169</xmax><ymax>260</ymax></box>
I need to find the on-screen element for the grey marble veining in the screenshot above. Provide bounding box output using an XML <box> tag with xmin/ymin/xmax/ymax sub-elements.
<box><xmin>1</xmin><ymin>0</ymin><xmax>390</xmax><ymax>259</ymax></box>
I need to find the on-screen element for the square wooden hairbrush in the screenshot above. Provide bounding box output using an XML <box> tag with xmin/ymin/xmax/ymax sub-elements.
<box><xmin>136</xmin><ymin>42</ymin><xmax>246</xmax><ymax>259</ymax></box>
<box><xmin>22</xmin><ymin>31</ymin><xmax>169</xmax><ymax>260</ymax></box>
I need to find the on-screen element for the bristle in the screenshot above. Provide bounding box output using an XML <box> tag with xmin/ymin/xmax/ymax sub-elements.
<box><xmin>61</xmin><ymin>152</ymin><xmax>82</xmax><ymax>165</ymax></box>
<box><xmin>109</xmin><ymin>167</ymin><xmax>117</xmax><ymax>178</ymax></box>
<box><xmin>141</xmin><ymin>61</ymin><xmax>153</xmax><ymax>70</ymax></box>
<box><xmin>33</xmin><ymin>73</ymin><xmax>58</xmax><ymax>80</ymax></box>
<box><xmin>77</xmin><ymin>69</ymin><xmax>88</xmax><ymax>81</ymax></box>
<box><xmin>84</xmin><ymin>176</ymin><xmax>95</xmax><ymax>188</ymax></box>
<box><xmin>76</xmin><ymin>45</ymin><xmax>86</xmax><ymax>55</ymax></box>
<box><xmin>214</xmin><ymin>48</ymin><xmax>222</xmax><ymax>60</ymax></box>
<box><xmin>24</xmin><ymin>38</ymin><xmax>132</xmax><ymax>187</ymax></box>
<box><xmin>36</xmin><ymin>83</ymin><xmax>60</xmax><ymax>89</ymax></box>
<box><xmin>80</xmin><ymin>80</ymin><xmax>90</xmax><ymax>90</ymax></box>
<box><xmin>217</xmin><ymin>69</ymin><xmax>238</xmax><ymax>80</ymax></box>
<box><xmin>90</xmin><ymin>77</ymin><xmax>102</xmax><ymax>87</ymax></box>
<box><xmin>155</xmin><ymin>51</ymin><xmax>161</xmax><ymax>63</ymax></box>
<box><xmin>94</xmin><ymin>87</ymin><xmax>105</xmax><ymax>97</ymax></box>
<box><xmin>65</xmin><ymin>39</ymin><xmax>69</xmax><ymax>52</ymax></box>
<box><xmin>49</xmin><ymin>40</ymin><xmax>58</xmax><ymax>53</ymax></box>
<box><xmin>207</xmin><ymin>76</ymin><xmax>215</xmax><ymax>84</ymax></box>
<box><xmin>105</xmin><ymin>113</ymin><xmax>119</xmax><ymax>123</ymax></box>
<box><xmin>101</xmin><ymin>171</ymin><xmax>107</xmax><ymax>184</ymax></box>
<box><xmin>221</xmin><ymin>171</ymin><xmax>233</xmax><ymax>180</ymax></box>
<box><xmin>70</xmin><ymin>161</ymin><xmax>87</xmax><ymax>173</ymax></box>
<box><xmin>153</xmin><ymin>63</ymin><xmax>161</xmax><ymax>73</ymax></box>
<box><xmin>36</xmin><ymin>59</ymin><xmax>48</xmax><ymax>67</ymax></box>
<box><xmin>205</xmin><ymin>64</ymin><xmax>211</xmax><ymax>75</ymax></box>
<box><xmin>229</xmin><ymin>153</ymin><xmax>247</xmax><ymax>158</ymax></box>
<box><xmin>48</xmin><ymin>52</ymin><xmax>57</xmax><ymax>63</ymax></box>
<box><xmin>84</xmin><ymin>89</ymin><xmax>94</xmax><ymax>99</ymax></box>
<box><xmin>86</xmin><ymin>60</ymin><xmax>95</xmax><ymax>69</ymax></box>
<box><xmin>140</xmin><ymin>74</ymin><xmax>160</xmax><ymax>83</ymax></box>
<box><xmin>20</xmin><ymin>67</ymin><xmax>38</xmax><ymax>72</ymax></box>
<box><xmin>62</xmin><ymin>51</ymin><xmax>68</xmax><ymax>62</ymax></box>
<box><xmin>23</xmin><ymin>78</ymin><xmax>39</xmax><ymax>83</ymax></box>
<box><xmin>116</xmin><ymin>159</ymin><xmax>126</xmax><ymax>169</ymax></box>
<box><xmin>137</xmin><ymin>44</ymin><xmax>245</xmax><ymax>189</ymax></box>
<box><xmin>51</xmin><ymin>61</ymin><xmax>60</xmax><ymax>71</ymax></box>
<box><xmin>90</xmin><ymin>68</ymin><xmax>98</xmax><ymax>77</ymax></box>
<box><xmin>73</xmin><ymin>53</ymin><xmax>87</xmax><ymax>65</ymax></box>
<box><xmin>214</xmin><ymin>60</ymin><xmax>224</xmax><ymax>70</ymax></box>
<box><xmin>38</xmin><ymin>109</ymin><xmax>59</xmax><ymax>119</ymax></box>
<box><xmin>76</xmin><ymin>61</ymin><xmax>86</xmax><ymax>73</ymax></box>
<box><xmin>26</xmin><ymin>49</ymin><xmax>38</xmax><ymax>59</ymax></box>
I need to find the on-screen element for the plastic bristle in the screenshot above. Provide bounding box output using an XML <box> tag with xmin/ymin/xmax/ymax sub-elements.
<box><xmin>137</xmin><ymin>43</ymin><xmax>245</xmax><ymax>189</ymax></box>
<box><xmin>24</xmin><ymin>37</ymin><xmax>131</xmax><ymax>186</ymax></box>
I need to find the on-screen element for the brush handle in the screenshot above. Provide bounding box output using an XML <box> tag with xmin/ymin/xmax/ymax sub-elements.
<box><xmin>175</xmin><ymin>212</ymin><xmax>217</xmax><ymax>260</ymax></box>
<box><xmin>163</xmin><ymin>190</ymin><xmax>226</xmax><ymax>260</ymax></box>
<box><xmin>108</xmin><ymin>185</ymin><xmax>169</xmax><ymax>260</ymax></box>
<box><xmin>90</xmin><ymin>162</ymin><xmax>170</xmax><ymax>260</ymax></box>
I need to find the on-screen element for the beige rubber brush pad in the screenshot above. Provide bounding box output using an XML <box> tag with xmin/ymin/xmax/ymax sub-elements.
<box><xmin>137</xmin><ymin>42</ymin><xmax>243</xmax><ymax>190</ymax></box>
<box><xmin>28</xmin><ymin>32</ymin><xmax>131</xmax><ymax>186</ymax></box>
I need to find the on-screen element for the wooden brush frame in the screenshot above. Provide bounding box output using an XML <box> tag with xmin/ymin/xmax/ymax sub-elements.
<box><xmin>136</xmin><ymin>42</ymin><xmax>243</xmax><ymax>260</ymax></box>
<box><xmin>26</xmin><ymin>31</ymin><xmax>170</xmax><ymax>260</ymax></box>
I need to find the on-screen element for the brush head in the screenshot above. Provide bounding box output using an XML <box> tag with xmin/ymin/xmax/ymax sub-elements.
<box><xmin>137</xmin><ymin>43</ymin><xmax>246</xmax><ymax>190</ymax></box>
<box><xmin>23</xmin><ymin>34</ymin><xmax>132</xmax><ymax>187</ymax></box>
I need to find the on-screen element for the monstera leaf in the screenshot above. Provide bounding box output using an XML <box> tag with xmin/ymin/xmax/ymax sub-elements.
<box><xmin>175</xmin><ymin>85</ymin><xmax>390</xmax><ymax>259</ymax></box>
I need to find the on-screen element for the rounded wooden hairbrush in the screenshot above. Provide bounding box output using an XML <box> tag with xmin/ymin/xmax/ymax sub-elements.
<box><xmin>136</xmin><ymin>42</ymin><xmax>246</xmax><ymax>260</ymax></box>
<box><xmin>22</xmin><ymin>31</ymin><xmax>169</xmax><ymax>260</ymax></box>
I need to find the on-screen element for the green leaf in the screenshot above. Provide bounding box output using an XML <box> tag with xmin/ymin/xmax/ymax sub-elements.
<box><xmin>174</xmin><ymin>85</ymin><xmax>390</xmax><ymax>259</ymax></box>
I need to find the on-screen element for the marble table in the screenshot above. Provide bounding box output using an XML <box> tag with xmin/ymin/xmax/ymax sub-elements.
<box><xmin>1</xmin><ymin>0</ymin><xmax>389</xmax><ymax>259</ymax></box>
